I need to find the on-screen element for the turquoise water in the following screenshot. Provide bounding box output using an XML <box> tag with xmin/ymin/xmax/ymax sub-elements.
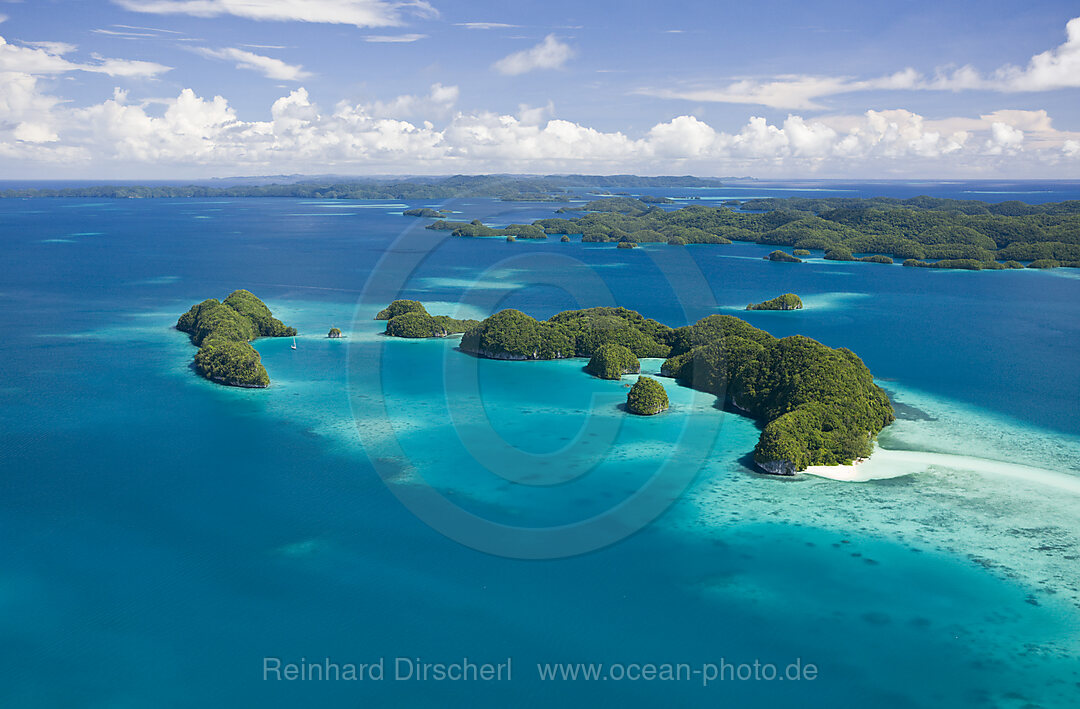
<box><xmin>1</xmin><ymin>185</ymin><xmax>1079</xmax><ymax>707</ymax></box>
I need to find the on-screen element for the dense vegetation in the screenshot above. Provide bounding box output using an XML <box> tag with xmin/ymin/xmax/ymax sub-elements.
<box><xmin>459</xmin><ymin>309</ymin><xmax>576</xmax><ymax>359</ymax></box>
<box><xmin>424</xmin><ymin>194</ymin><xmax>1080</xmax><ymax>268</ymax></box>
<box><xmin>428</xmin><ymin>218</ymin><xmax>549</xmax><ymax>239</ymax></box>
<box><xmin>376</xmin><ymin>300</ymin><xmax>427</xmax><ymax>320</ymax></box>
<box><xmin>747</xmin><ymin>294</ymin><xmax>803</xmax><ymax>311</ymax></box>
<box><xmin>903</xmin><ymin>258</ymin><xmax>1026</xmax><ymax>270</ymax></box>
<box><xmin>460</xmin><ymin>306</ymin><xmax>673</xmax><ymax>360</ymax></box>
<box><xmin>377</xmin><ymin>300</ymin><xmax>478</xmax><ymax>338</ymax></box>
<box><xmin>403</xmin><ymin>208</ymin><xmax>448</xmax><ymax>218</ymax></box>
<box><xmin>626</xmin><ymin>376</ymin><xmax>669</xmax><ymax>415</ymax></box>
<box><xmin>385</xmin><ymin>312</ymin><xmax>479</xmax><ymax>338</ymax></box>
<box><xmin>660</xmin><ymin>315</ymin><xmax>893</xmax><ymax>472</ymax></box>
<box><xmin>1029</xmin><ymin>259</ymin><xmax>1063</xmax><ymax>268</ymax></box>
<box><xmin>1</xmin><ymin>175</ymin><xmax>722</xmax><ymax>202</ymax></box>
<box><xmin>547</xmin><ymin>307</ymin><xmax>674</xmax><ymax>358</ymax></box>
<box><xmin>452</xmin><ymin>304</ymin><xmax>893</xmax><ymax>472</ymax></box>
<box><xmin>730</xmin><ymin>337</ymin><xmax>893</xmax><ymax>471</ymax></box>
<box><xmin>766</xmin><ymin>250</ymin><xmax>802</xmax><ymax>263</ymax></box>
<box><xmin>176</xmin><ymin>290</ymin><xmax>296</xmax><ymax>387</ymax></box>
<box><xmin>585</xmin><ymin>343</ymin><xmax>640</xmax><ymax>379</ymax></box>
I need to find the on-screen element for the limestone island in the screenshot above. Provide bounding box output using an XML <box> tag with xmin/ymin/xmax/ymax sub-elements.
<box><xmin>379</xmin><ymin>301</ymin><xmax>895</xmax><ymax>475</ymax></box>
<box><xmin>177</xmin><ymin>290</ymin><xmax>296</xmax><ymax>388</ymax></box>
<box><xmin>627</xmin><ymin>376</ymin><xmax>669</xmax><ymax>415</ymax></box>
<box><xmin>586</xmin><ymin>343</ymin><xmax>640</xmax><ymax>380</ymax></box>
<box><xmin>375</xmin><ymin>300</ymin><xmax>478</xmax><ymax>338</ymax></box>
<box><xmin>402</xmin><ymin>208</ymin><xmax>449</xmax><ymax>218</ymax></box>
<box><xmin>328</xmin><ymin>327</ymin><xmax>342</xmax><ymax>338</ymax></box>
<box><xmin>427</xmin><ymin>219</ymin><xmax>548</xmax><ymax>240</ymax></box>
<box><xmin>747</xmin><ymin>294</ymin><xmax>803</xmax><ymax>311</ymax></box>
<box><xmin>766</xmin><ymin>250</ymin><xmax>802</xmax><ymax>263</ymax></box>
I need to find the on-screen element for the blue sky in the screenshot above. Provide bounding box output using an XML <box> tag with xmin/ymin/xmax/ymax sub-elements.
<box><xmin>1</xmin><ymin>0</ymin><xmax>1078</xmax><ymax>177</ymax></box>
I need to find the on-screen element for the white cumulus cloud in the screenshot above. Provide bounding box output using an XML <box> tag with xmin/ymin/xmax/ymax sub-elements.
<box><xmin>492</xmin><ymin>34</ymin><xmax>574</xmax><ymax>75</ymax></box>
<box><xmin>984</xmin><ymin>122</ymin><xmax>1024</xmax><ymax>155</ymax></box>
<box><xmin>14</xmin><ymin>121</ymin><xmax>59</xmax><ymax>143</ymax></box>
<box><xmin>938</xmin><ymin>16</ymin><xmax>1080</xmax><ymax>92</ymax></box>
<box><xmin>363</xmin><ymin>82</ymin><xmax>458</xmax><ymax>118</ymax></box>
<box><xmin>1</xmin><ymin>76</ymin><xmax>1078</xmax><ymax>177</ymax></box>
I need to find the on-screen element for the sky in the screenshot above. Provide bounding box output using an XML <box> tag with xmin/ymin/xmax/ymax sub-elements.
<box><xmin>0</xmin><ymin>0</ymin><xmax>1078</xmax><ymax>178</ymax></box>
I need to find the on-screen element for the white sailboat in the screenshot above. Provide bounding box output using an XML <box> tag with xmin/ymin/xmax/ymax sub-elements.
<box><xmin>291</xmin><ymin>336</ymin><xmax>297</xmax><ymax>350</ymax></box>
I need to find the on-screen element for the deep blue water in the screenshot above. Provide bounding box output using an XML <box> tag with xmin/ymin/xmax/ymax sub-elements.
<box><xmin>1</xmin><ymin>183</ymin><xmax>1079</xmax><ymax>707</ymax></box>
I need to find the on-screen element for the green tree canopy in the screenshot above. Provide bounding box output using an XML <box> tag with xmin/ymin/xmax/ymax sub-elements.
<box><xmin>626</xmin><ymin>376</ymin><xmax>669</xmax><ymax>415</ymax></box>
<box><xmin>766</xmin><ymin>250</ymin><xmax>802</xmax><ymax>263</ymax></box>
<box><xmin>376</xmin><ymin>300</ymin><xmax>428</xmax><ymax>320</ymax></box>
<box><xmin>385</xmin><ymin>311</ymin><xmax>478</xmax><ymax>338</ymax></box>
<box><xmin>586</xmin><ymin>344</ymin><xmax>640</xmax><ymax>379</ymax></box>
<box><xmin>747</xmin><ymin>294</ymin><xmax>803</xmax><ymax>311</ymax></box>
<box><xmin>177</xmin><ymin>290</ymin><xmax>294</xmax><ymax>388</ymax></box>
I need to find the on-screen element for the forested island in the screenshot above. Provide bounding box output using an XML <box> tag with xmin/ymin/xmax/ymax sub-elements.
<box><xmin>766</xmin><ymin>250</ymin><xmax>802</xmax><ymax>263</ymax></box>
<box><xmin>422</xmin><ymin>195</ymin><xmax>1080</xmax><ymax>269</ymax></box>
<box><xmin>586</xmin><ymin>343</ymin><xmax>640</xmax><ymax>379</ymax></box>
<box><xmin>626</xmin><ymin>377</ymin><xmax>669</xmax><ymax>416</ymax></box>
<box><xmin>177</xmin><ymin>290</ymin><xmax>296</xmax><ymax>387</ymax></box>
<box><xmin>378</xmin><ymin>300</ymin><xmax>894</xmax><ymax>474</ymax></box>
<box><xmin>747</xmin><ymin>294</ymin><xmax>803</xmax><ymax>311</ymax></box>
<box><xmin>403</xmin><ymin>208</ymin><xmax>449</xmax><ymax>218</ymax></box>
<box><xmin>375</xmin><ymin>300</ymin><xmax>478</xmax><ymax>337</ymax></box>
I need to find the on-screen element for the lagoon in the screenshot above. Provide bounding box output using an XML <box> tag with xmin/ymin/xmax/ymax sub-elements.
<box><xmin>1</xmin><ymin>181</ymin><xmax>1079</xmax><ymax>707</ymax></box>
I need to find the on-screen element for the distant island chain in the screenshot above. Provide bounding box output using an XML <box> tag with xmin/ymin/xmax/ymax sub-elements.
<box><xmin>420</xmin><ymin>195</ymin><xmax>1080</xmax><ymax>270</ymax></box>
<box><xmin>9</xmin><ymin>174</ymin><xmax>1077</xmax><ymax>269</ymax></box>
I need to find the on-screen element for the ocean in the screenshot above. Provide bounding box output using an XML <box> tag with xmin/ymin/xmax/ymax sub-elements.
<box><xmin>1</xmin><ymin>180</ymin><xmax>1078</xmax><ymax>707</ymax></box>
